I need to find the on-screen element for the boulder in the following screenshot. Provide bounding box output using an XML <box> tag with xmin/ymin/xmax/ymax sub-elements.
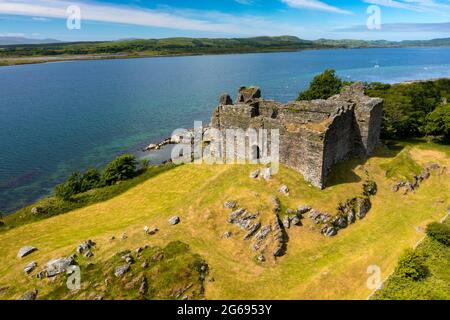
<box><xmin>45</xmin><ymin>257</ymin><xmax>75</xmax><ymax>277</ymax></box>
<box><xmin>139</xmin><ymin>277</ymin><xmax>148</xmax><ymax>296</ymax></box>
<box><xmin>223</xmin><ymin>231</ymin><xmax>232</xmax><ymax>239</ymax></box>
<box><xmin>219</xmin><ymin>93</ymin><xmax>233</xmax><ymax>105</ymax></box>
<box><xmin>168</xmin><ymin>216</ymin><xmax>180</xmax><ymax>225</ymax></box>
<box><xmin>322</xmin><ymin>225</ymin><xmax>337</xmax><ymax>237</ymax></box>
<box><xmin>249</xmin><ymin>169</ymin><xmax>260</xmax><ymax>179</ymax></box>
<box><xmin>24</xmin><ymin>261</ymin><xmax>37</xmax><ymax>274</ymax></box>
<box><xmin>224</xmin><ymin>201</ymin><xmax>237</xmax><ymax>209</ymax></box>
<box><xmin>290</xmin><ymin>216</ymin><xmax>301</xmax><ymax>226</ymax></box>
<box><xmin>244</xmin><ymin>222</ymin><xmax>261</xmax><ymax>240</ymax></box>
<box><xmin>121</xmin><ymin>233</ymin><xmax>128</xmax><ymax>240</ymax></box>
<box><xmin>355</xmin><ymin>197</ymin><xmax>371</xmax><ymax>219</ymax></box>
<box><xmin>257</xmin><ymin>255</ymin><xmax>266</xmax><ymax>262</ymax></box>
<box><xmin>84</xmin><ymin>250</ymin><xmax>94</xmax><ymax>258</ymax></box>
<box><xmin>236</xmin><ymin>86</ymin><xmax>261</xmax><ymax>104</ymax></box>
<box><xmin>114</xmin><ymin>264</ymin><xmax>130</xmax><ymax>278</ymax></box>
<box><xmin>31</xmin><ymin>207</ymin><xmax>42</xmax><ymax>215</ymax></box>
<box><xmin>121</xmin><ymin>253</ymin><xmax>135</xmax><ymax>265</ymax></box>
<box><xmin>254</xmin><ymin>225</ymin><xmax>272</xmax><ymax>242</ymax></box>
<box><xmin>270</xmin><ymin>196</ymin><xmax>280</xmax><ymax>213</ymax></box>
<box><xmin>282</xmin><ymin>216</ymin><xmax>290</xmax><ymax>229</ymax></box>
<box><xmin>144</xmin><ymin>226</ymin><xmax>158</xmax><ymax>235</ymax></box>
<box><xmin>333</xmin><ymin>216</ymin><xmax>348</xmax><ymax>229</ymax></box>
<box><xmin>76</xmin><ymin>240</ymin><xmax>96</xmax><ymax>254</ymax></box>
<box><xmin>17</xmin><ymin>246</ymin><xmax>38</xmax><ymax>258</ymax></box>
<box><xmin>228</xmin><ymin>208</ymin><xmax>246</xmax><ymax>223</ymax></box>
<box><xmin>279</xmin><ymin>185</ymin><xmax>289</xmax><ymax>195</ymax></box>
<box><xmin>286</xmin><ymin>209</ymin><xmax>295</xmax><ymax>215</ymax></box>
<box><xmin>297</xmin><ymin>205</ymin><xmax>312</xmax><ymax>215</ymax></box>
<box><xmin>309</xmin><ymin>210</ymin><xmax>331</xmax><ymax>224</ymax></box>
<box><xmin>21</xmin><ymin>289</ymin><xmax>38</xmax><ymax>300</ymax></box>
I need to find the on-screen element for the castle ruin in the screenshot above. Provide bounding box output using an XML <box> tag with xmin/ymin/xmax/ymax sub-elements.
<box><xmin>210</xmin><ymin>83</ymin><xmax>383</xmax><ymax>189</ymax></box>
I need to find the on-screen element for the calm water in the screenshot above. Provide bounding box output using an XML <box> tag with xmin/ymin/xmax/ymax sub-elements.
<box><xmin>1</xmin><ymin>47</ymin><xmax>450</xmax><ymax>213</ymax></box>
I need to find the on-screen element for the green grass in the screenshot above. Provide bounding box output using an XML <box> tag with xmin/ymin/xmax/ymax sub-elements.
<box><xmin>0</xmin><ymin>163</ymin><xmax>177</xmax><ymax>233</ymax></box>
<box><xmin>41</xmin><ymin>241</ymin><xmax>208</xmax><ymax>300</ymax></box>
<box><xmin>0</xmin><ymin>140</ymin><xmax>448</xmax><ymax>300</ymax></box>
<box><xmin>380</xmin><ymin>148</ymin><xmax>422</xmax><ymax>182</ymax></box>
<box><xmin>373</xmin><ymin>219</ymin><xmax>450</xmax><ymax>300</ymax></box>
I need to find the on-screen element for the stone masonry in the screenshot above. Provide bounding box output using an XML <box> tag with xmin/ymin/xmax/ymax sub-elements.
<box><xmin>210</xmin><ymin>83</ymin><xmax>383</xmax><ymax>189</ymax></box>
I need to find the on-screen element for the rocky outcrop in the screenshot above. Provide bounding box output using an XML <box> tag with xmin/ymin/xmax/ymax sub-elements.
<box><xmin>21</xmin><ymin>289</ymin><xmax>38</xmax><ymax>300</ymax></box>
<box><xmin>76</xmin><ymin>240</ymin><xmax>96</xmax><ymax>254</ymax></box>
<box><xmin>392</xmin><ymin>163</ymin><xmax>442</xmax><ymax>194</ymax></box>
<box><xmin>211</xmin><ymin>84</ymin><xmax>383</xmax><ymax>189</ymax></box>
<box><xmin>45</xmin><ymin>257</ymin><xmax>75</xmax><ymax>277</ymax></box>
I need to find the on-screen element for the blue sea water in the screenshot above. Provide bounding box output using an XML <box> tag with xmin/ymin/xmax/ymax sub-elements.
<box><xmin>1</xmin><ymin>47</ymin><xmax>450</xmax><ymax>213</ymax></box>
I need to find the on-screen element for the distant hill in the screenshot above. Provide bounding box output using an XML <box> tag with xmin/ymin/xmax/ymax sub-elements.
<box><xmin>1</xmin><ymin>36</ymin><xmax>449</xmax><ymax>63</ymax></box>
<box><xmin>0</xmin><ymin>36</ymin><xmax>61</xmax><ymax>45</ymax></box>
<box><xmin>314</xmin><ymin>37</ymin><xmax>450</xmax><ymax>48</ymax></box>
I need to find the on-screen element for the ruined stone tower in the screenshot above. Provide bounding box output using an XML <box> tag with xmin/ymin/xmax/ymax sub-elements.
<box><xmin>210</xmin><ymin>83</ymin><xmax>383</xmax><ymax>189</ymax></box>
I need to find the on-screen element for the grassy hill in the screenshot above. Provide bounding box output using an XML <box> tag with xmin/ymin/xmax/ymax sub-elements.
<box><xmin>1</xmin><ymin>36</ymin><xmax>450</xmax><ymax>67</ymax></box>
<box><xmin>0</xmin><ymin>140</ymin><xmax>448</xmax><ymax>300</ymax></box>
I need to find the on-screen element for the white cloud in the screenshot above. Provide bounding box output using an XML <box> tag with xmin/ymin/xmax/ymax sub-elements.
<box><xmin>0</xmin><ymin>0</ymin><xmax>306</xmax><ymax>36</ymax></box>
<box><xmin>0</xmin><ymin>32</ymin><xmax>25</xmax><ymax>37</ymax></box>
<box><xmin>32</xmin><ymin>16</ymin><xmax>50</xmax><ymax>21</ymax></box>
<box><xmin>234</xmin><ymin>0</ymin><xmax>255</xmax><ymax>5</ymax></box>
<box><xmin>281</xmin><ymin>0</ymin><xmax>353</xmax><ymax>14</ymax></box>
<box><xmin>364</xmin><ymin>0</ymin><xmax>450</xmax><ymax>14</ymax></box>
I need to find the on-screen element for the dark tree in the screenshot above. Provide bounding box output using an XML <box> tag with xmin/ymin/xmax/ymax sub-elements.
<box><xmin>297</xmin><ymin>69</ymin><xmax>343</xmax><ymax>101</ymax></box>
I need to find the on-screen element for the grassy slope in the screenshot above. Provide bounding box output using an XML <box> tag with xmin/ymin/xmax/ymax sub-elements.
<box><xmin>0</xmin><ymin>141</ymin><xmax>448</xmax><ymax>300</ymax></box>
<box><xmin>373</xmin><ymin>219</ymin><xmax>450</xmax><ymax>300</ymax></box>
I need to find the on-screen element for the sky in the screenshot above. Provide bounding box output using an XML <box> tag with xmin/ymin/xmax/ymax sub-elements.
<box><xmin>0</xmin><ymin>0</ymin><xmax>449</xmax><ymax>41</ymax></box>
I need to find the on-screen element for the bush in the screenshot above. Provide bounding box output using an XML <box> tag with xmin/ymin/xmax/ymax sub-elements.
<box><xmin>395</xmin><ymin>249</ymin><xmax>429</xmax><ymax>281</ymax></box>
<box><xmin>297</xmin><ymin>69</ymin><xmax>343</xmax><ymax>101</ymax></box>
<box><xmin>426</xmin><ymin>222</ymin><xmax>450</xmax><ymax>246</ymax></box>
<box><xmin>363</xmin><ymin>180</ymin><xmax>377</xmax><ymax>196</ymax></box>
<box><xmin>424</xmin><ymin>104</ymin><xmax>450</xmax><ymax>143</ymax></box>
<box><xmin>101</xmin><ymin>154</ymin><xmax>137</xmax><ymax>186</ymax></box>
<box><xmin>54</xmin><ymin>171</ymin><xmax>83</xmax><ymax>200</ymax></box>
<box><xmin>80</xmin><ymin>168</ymin><xmax>101</xmax><ymax>192</ymax></box>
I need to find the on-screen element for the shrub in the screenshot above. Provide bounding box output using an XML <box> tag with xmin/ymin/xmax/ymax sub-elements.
<box><xmin>424</xmin><ymin>104</ymin><xmax>450</xmax><ymax>143</ymax></box>
<box><xmin>363</xmin><ymin>180</ymin><xmax>377</xmax><ymax>196</ymax></box>
<box><xmin>395</xmin><ymin>249</ymin><xmax>429</xmax><ymax>281</ymax></box>
<box><xmin>426</xmin><ymin>222</ymin><xmax>450</xmax><ymax>246</ymax></box>
<box><xmin>54</xmin><ymin>171</ymin><xmax>83</xmax><ymax>201</ymax></box>
<box><xmin>80</xmin><ymin>168</ymin><xmax>101</xmax><ymax>192</ymax></box>
<box><xmin>101</xmin><ymin>154</ymin><xmax>137</xmax><ymax>186</ymax></box>
<box><xmin>297</xmin><ymin>69</ymin><xmax>343</xmax><ymax>101</ymax></box>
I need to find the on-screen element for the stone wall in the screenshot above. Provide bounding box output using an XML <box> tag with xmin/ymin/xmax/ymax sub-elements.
<box><xmin>210</xmin><ymin>84</ymin><xmax>383</xmax><ymax>188</ymax></box>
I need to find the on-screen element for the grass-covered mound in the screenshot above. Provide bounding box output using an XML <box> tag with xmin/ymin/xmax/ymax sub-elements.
<box><xmin>41</xmin><ymin>241</ymin><xmax>208</xmax><ymax>300</ymax></box>
<box><xmin>0</xmin><ymin>140</ymin><xmax>448</xmax><ymax>300</ymax></box>
<box><xmin>372</xmin><ymin>219</ymin><xmax>450</xmax><ymax>300</ymax></box>
<box><xmin>380</xmin><ymin>148</ymin><xmax>422</xmax><ymax>182</ymax></box>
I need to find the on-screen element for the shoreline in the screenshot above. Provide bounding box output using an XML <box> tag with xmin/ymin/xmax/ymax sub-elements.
<box><xmin>2</xmin><ymin>76</ymin><xmax>449</xmax><ymax>215</ymax></box>
<box><xmin>2</xmin><ymin>45</ymin><xmax>450</xmax><ymax>68</ymax></box>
